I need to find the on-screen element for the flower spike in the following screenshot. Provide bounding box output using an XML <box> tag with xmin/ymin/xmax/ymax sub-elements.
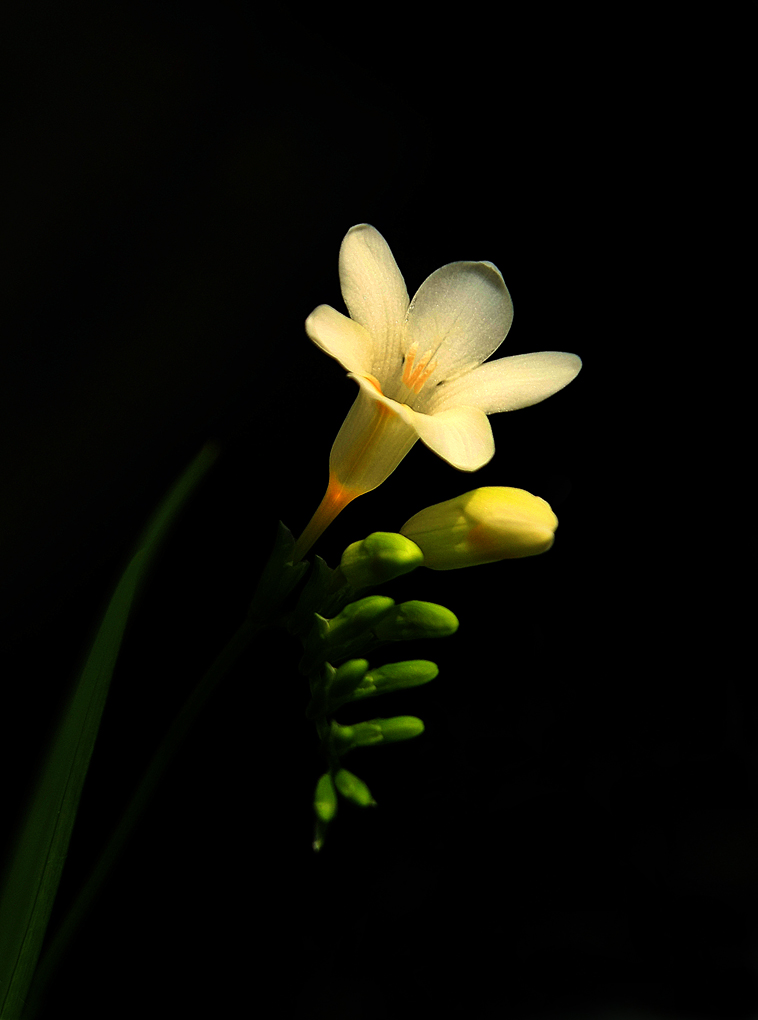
<box><xmin>295</xmin><ymin>225</ymin><xmax>581</xmax><ymax>559</ymax></box>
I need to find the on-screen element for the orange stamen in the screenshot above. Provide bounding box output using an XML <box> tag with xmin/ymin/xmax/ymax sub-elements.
<box><xmin>401</xmin><ymin>343</ymin><xmax>437</xmax><ymax>395</ymax></box>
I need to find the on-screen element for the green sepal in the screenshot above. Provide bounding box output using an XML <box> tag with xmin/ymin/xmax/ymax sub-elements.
<box><xmin>286</xmin><ymin>555</ymin><xmax>345</xmax><ymax>639</ymax></box>
<box><xmin>334</xmin><ymin>768</ymin><xmax>376</xmax><ymax>807</ymax></box>
<box><xmin>298</xmin><ymin>613</ymin><xmax>328</xmax><ymax>673</ymax></box>
<box><xmin>304</xmin><ymin>661</ymin><xmax>335</xmax><ymax>720</ymax></box>
<box><xmin>247</xmin><ymin>521</ymin><xmax>309</xmax><ymax>628</ymax></box>
<box><xmin>299</xmin><ymin>596</ymin><xmax>395</xmax><ymax>675</ymax></box>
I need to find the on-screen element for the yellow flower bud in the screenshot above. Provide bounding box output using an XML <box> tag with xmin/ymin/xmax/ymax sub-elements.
<box><xmin>340</xmin><ymin>532</ymin><xmax>424</xmax><ymax>587</ymax></box>
<box><xmin>400</xmin><ymin>487</ymin><xmax>558</xmax><ymax>569</ymax></box>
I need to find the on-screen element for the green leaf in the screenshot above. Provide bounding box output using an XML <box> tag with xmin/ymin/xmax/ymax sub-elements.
<box><xmin>0</xmin><ymin>442</ymin><xmax>220</xmax><ymax>1020</ymax></box>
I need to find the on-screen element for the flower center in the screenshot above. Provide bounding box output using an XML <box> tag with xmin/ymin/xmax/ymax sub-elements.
<box><xmin>399</xmin><ymin>342</ymin><xmax>437</xmax><ymax>398</ymax></box>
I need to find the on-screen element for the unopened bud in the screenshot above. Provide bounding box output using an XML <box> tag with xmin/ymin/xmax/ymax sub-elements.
<box><xmin>329</xmin><ymin>716</ymin><xmax>425</xmax><ymax>753</ymax></box>
<box><xmin>314</xmin><ymin>772</ymin><xmax>338</xmax><ymax>822</ymax></box>
<box><xmin>325</xmin><ymin>595</ymin><xmax>395</xmax><ymax>644</ymax></box>
<box><xmin>400</xmin><ymin>487</ymin><xmax>558</xmax><ymax>568</ymax></box>
<box><xmin>372</xmin><ymin>601</ymin><xmax>458</xmax><ymax>642</ymax></box>
<box><xmin>370</xmin><ymin>716</ymin><xmax>425</xmax><ymax>743</ymax></box>
<box><xmin>334</xmin><ymin>768</ymin><xmax>376</xmax><ymax>807</ymax></box>
<box><xmin>351</xmin><ymin>660</ymin><xmax>439</xmax><ymax>701</ymax></box>
<box><xmin>340</xmin><ymin>532</ymin><xmax>424</xmax><ymax>588</ymax></box>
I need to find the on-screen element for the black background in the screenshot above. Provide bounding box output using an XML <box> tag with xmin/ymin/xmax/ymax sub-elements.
<box><xmin>1</xmin><ymin>4</ymin><xmax>753</xmax><ymax>1019</ymax></box>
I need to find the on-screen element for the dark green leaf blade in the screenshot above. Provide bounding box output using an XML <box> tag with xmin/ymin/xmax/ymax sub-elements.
<box><xmin>0</xmin><ymin>443</ymin><xmax>219</xmax><ymax>1020</ymax></box>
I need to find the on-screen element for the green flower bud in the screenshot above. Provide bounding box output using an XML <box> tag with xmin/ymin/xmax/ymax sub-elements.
<box><xmin>372</xmin><ymin>601</ymin><xmax>459</xmax><ymax>642</ymax></box>
<box><xmin>351</xmin><ymin>660</ymin><xmax>439</xmax><ymax>701</ymax></box>
<box><xmin>370</xmin><ymin>716</ymin><xmax>425</xmax><ymax>743</ymax></box>
<box><xmin>334</xmin><ymin>768</ymin><xmax>376</xmax><ymax>807</ymax></box>
<box><xmin>314</xmin><ymin>772</ymin><xmax>338</xmax><ymax>822</ymax></box>
<box><xmin>340</xmin><ymin>532</ymin><xmax>424</xmax><ymax>588</ymax></box>
<box><xmin>330</xmin><ymin>658</ymin><xmax>370</xmax><ymax>700</ymax></box>
<box><xmin>400</xmin><ymin>487</ymin><xmax>558</xmax><ymax>568</ymax></box>
<box><xmin>327</xmin><ymin>595</ymin><xmax>396</xmax><ymax>643</ymax></box>
<box><xmin>329</xmin><ymin>716</ymin><xmax>424</xmax><ymax>752</ymax></box>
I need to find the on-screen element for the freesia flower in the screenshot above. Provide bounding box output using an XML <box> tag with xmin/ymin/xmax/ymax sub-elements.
<box><xmin>293</xmin><ymin>224</ymin><xmax>581</xmax><ymax>561</ymax></box>
<box><xmin>400</xmin><ymin>486</ymin><xmax>558</xmax><ymax>568</ymax></box>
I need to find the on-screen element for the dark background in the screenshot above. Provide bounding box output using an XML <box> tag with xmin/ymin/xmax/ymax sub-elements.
<box><xmin>1</xmin><ymin>4</ymin><xmax>752</xmax><ymax>1018</ymax></box>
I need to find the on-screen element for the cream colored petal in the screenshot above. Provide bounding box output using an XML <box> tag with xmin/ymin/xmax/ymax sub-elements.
<box><xmin>329</xmin><ymin>375</ymin><xmax>419</xmax><ymax>496</ymax></box>
<box><xmin>305</xmin><ymin>304</ymin><xmax>374</xmax><ymax>375</ymax></box>
<box><xmin>404</xmin><ymin>261</ymin><xmax>513</xmax><ymax>383</ymax></box>
<box><xmin>339</xmin><ymin>224</ymin><xmax>410</xmax><ymax>383</ymax></box>
<box><xmin>402</xmin><ymin>404</ymin><xmax>495</xmax><ymax>471</ymax></box>
<box><xmin>430</xmin><ymin>351</ymin><xmax>582</xmax><ymax>414</ymax></box>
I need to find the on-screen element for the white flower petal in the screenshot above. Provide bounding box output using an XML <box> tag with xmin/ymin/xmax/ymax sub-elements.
<box><xmin>404</xmin><ymin>261</ymin><xmax>513</xmax><ymax>383</ymax></box>
<box><xmin>430</xmin><ymin>352</ymin><xmax>582</xmax><ymax>414</ymax></box>
<box><xmin>305</xmin><ymin>304</ymin><xmax>374</xmax><ymax>375</ymax></box>
<box><xmin>330</xmin><ymin>374</ymin><xmax>419</xmax><ymax>495</ymax></box>
<box><xmin>403</xmin><ymin>404</ymin><xmax>495</xmax><ymax>471</ymax></box>
<box><xmin>339</xmin><ymin>224</ymin><xmax>410</xmax><ymax>383</ymax></box>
